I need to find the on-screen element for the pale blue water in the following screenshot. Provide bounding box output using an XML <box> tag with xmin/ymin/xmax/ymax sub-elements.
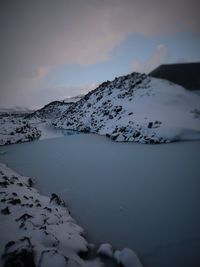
<box><xmin>0</xmin><ymin>133</ymin><xmax>200</xmax><ymax>267</ymax></box>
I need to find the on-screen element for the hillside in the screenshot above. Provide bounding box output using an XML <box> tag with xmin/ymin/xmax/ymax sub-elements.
<box><xmin>25</xmin><ymin>101</ymin><xmax>70</xmax><ymax>121</ymax></box>
<box><xmin>26</xmin><ymin>95</ymin><xmax>84</xmax><ymax>122</ymax></box>
<box><xmin>0</xmin><ymin>116</ymin><xmax>41</xmax><ymax>146</ymax></box>
<box><xmin>53</xmin><ymin>72</ymin><xmax>200</xmax><ymax>143</ymax></box>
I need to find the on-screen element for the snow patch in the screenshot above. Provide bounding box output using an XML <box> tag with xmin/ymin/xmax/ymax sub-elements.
<box><xmin>97</xmin><ymin>243</ymin><xmax>113</xmax><ymax>257</ymax></box>
<box><xmin>114</xmin><ymin>248</ymin><xmax>143</xmax><ymax>267</ymax></box>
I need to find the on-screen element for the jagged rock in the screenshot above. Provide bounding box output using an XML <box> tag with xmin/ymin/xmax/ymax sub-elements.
<box><xmin>1</xmin><ymin>207</ymin><xmax>10</xmax><ymax>215</ymax></box>
<box><xmin>8</xmin><ymin>198</ymin><xmax>21</xmax><ymax>205</ymax></box>
<box><xmin>3</xmin><ymin>238</ymin><xmax>35</xmax><ymax>267</ymax></box>
<box><xmin>4</xmin><ymin>249</ymin><xmax>36</xmax><ymax>267</ymax></box>
<box><xmin>50</xmin><ymin>193</ymin><xmax>66</xmax><ymax>207</ymax></box>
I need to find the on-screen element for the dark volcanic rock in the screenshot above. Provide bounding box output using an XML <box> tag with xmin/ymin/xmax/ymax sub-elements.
<box><xmin>1</xmin><ymin>207</ymin><xmax>10</xmax><ymax>215</ymax></box>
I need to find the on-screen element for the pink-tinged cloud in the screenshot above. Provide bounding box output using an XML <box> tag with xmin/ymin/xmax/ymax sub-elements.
<box><xmin>132</xmin><ymin>44</ymin><xmax>170</xmax><ymax>73</ymax></box>
<box><xmin>0</xmin><ymin>0</ymin><xmax>199</xmax><ymax>107</ymax></box>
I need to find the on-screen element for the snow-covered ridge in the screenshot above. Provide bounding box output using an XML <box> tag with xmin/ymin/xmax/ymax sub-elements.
<box><xmin>26</xmin><ymin>95</ymin><xmax>84</xmax><ymax>122</ymax></box>
<box><xmin>0</xmin><ymin>116</ymin><xmax>41</xmax><ymax>146</ymax></box>
<box><xmin>53</xmin><ymin>72</ymin><xmax>200</xmax><ymax>143</ymax></box>
<box><xmin>26</xmin><ymin>101</ymin><xmax>71</xmax><ymax>121</ymax></box>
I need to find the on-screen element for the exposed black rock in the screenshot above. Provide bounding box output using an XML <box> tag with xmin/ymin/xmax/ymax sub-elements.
<box><xmin>1</xmin><ymin>207</ymin><xmax>10</xmax><ymax>215</ymax></box>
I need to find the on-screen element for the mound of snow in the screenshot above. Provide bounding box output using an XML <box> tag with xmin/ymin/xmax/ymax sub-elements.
<box><xmin>0</xmin><ymin>163</ymin><xmax>103</xmax><ymax>267</ymax></box>
<box><xmin>97</xmin><ymin>243</ymin><xmax>113</xmax><ymax>257</ymax></box>
<box><xmin>54</xmin><ymin>73</ymin><xmax>200</xmax><ymax>143</ymax></box>
<box><xmin>114</xmin><ymin>248</ymin><xmax>143</xmax><ymax>267</ymax></box>
<box><xmin>0</xmin><ymin>116</ymin><xmax>41</xmax><ymax>145</ymax></box>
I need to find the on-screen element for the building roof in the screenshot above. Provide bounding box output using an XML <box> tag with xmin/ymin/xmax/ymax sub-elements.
<box><xmin>149</xmin><ymin>62</ymin><xmax>200</xmax><ymax>90</ymax></box>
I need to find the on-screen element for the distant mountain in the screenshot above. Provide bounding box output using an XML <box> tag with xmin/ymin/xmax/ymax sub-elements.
<box><xmin>26</xmin><ymin>95</ymin><xmax>84</xmax><ymax>121</ymax></box>
<box><xmin>0</xmin><ymin>106</ymin><xmax>33</xmax><ymax>115</ymax></box>
<box><xmin>25</xmin><ymin>101</ymin><xmax>70</xmax><ymax>121</ymax></box>
<box><xmin>53</xmin><ymin>72</ymin><xmax>200</xmax><ymax>143</ymax></box>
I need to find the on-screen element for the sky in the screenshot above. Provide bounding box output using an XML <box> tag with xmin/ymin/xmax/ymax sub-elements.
<box><xmin>0</xmin><ymin>0</ymin><xmax>200</xmax><ymax>109</ymax></box>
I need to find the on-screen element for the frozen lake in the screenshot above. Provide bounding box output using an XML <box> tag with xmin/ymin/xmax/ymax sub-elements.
<box><xmin>0</xmin><ymin>133</ymin><xmax>200</xmax><ymax>267</ymax></box>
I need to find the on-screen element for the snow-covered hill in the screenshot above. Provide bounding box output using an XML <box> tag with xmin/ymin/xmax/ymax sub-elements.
<box><xmin>26</xmin><ymin>101</ymin><xmax>70</xmax><ymax>122</ymax></box>
<box><xmin>0</xmin><ymin>116</ymin><xmax>41</xmax><ymax>146</ymax></box>
<box><xmin>53</xmin><ymin>73</ymin><xmax>200</xmax><ymax>143</ymax></box>
<box><xmin>1</xmin><ymin>73</ymin><xmax>199</xmax><ymax>145</ymax></box>
<box><xmin>26</xmin><ymin>96</ymin><xmax>84</xmax><ymax>122</ymax></box>
<box><xmin>0</xmin><ymin>100</ymin><xmax>73</xmax><ymax>145</ymax></box>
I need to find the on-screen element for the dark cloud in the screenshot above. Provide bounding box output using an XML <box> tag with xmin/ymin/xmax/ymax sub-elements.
<box><xmin>0</xmin><ymin>0</ymin><xmax>199</xmax><ymax>107</ymax></box>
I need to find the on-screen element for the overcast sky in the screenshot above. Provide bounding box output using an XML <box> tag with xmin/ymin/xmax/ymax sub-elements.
<box><xmin>0</xmin><ymin>0</ymin><xmax>200</xmax><ymax>109</ymax></box>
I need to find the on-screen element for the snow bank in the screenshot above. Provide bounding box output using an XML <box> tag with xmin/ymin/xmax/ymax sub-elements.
<box><xmin>114</xmin><ymin>248</ymin><xmax>143</xmax><ymax>267</ymax></box>
<box><xmin>0</xmin><ymin>116</ymin><xmax>41</xmax><ymax>146</ymax></box>
<box><xmin>0</xmin><ymin>163</ymin><xmax>103</xmax><ymax>267</ymax></box>
<box><xmin>53</xmin><ymin>73</ymin><xmax>200</xmax><ymax>143</ymax></box>
<box><xmin>97</xmin><ymin>243</ymin><xmax>113</xmax><ymax>257</ymax></box>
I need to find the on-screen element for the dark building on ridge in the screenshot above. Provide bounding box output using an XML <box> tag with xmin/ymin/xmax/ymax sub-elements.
<box><xmin>149</xmin><ymin>62</ymin><xmax>200</xmax><ymax>90</ymax></box>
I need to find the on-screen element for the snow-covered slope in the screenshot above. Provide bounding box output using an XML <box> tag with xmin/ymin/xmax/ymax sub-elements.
<box><xmin>0</xmin><ymin>99</ymin><xmax>77</xmax><ymax>145</ymax></box>
<box><xmin>27</xmin><ymin>96</ymin><xmax>84</xmax><ymax>122</ymax></box>
<box><xmin>0</xmin><ymin>163</ymin><xmax>104</xmax><ymax>267</ymax></box>
<box><xmin>0</xmin><ymin>162</ymin><xmax>145</xmax><ymax>267</ymax></box>
<box><xmin>0</xmin><ymin>116</ymin><xmax>41</xmax><ymax>146</ymax></box>
<box><xmin>54</xmin><ymin>73</ymin><xmax>200</xmax><ymax>143</ymax></box>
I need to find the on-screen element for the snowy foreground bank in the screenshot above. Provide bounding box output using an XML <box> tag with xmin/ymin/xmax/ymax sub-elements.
<box><xmin>0</xmin><ymin>163</ymin><xmax>143</xmax><ymax>267</ymax></box>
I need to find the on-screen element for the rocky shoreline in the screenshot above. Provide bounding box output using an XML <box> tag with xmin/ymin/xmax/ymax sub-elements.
<box><xmin>0</xmin><ymin>116</ymin><xmax>41</xmax><ymax>146</ymax></box>
<box><xmin>0</xmin><ymin>163</ymin><xmax>143</xmax><ymax>267</ymax></box>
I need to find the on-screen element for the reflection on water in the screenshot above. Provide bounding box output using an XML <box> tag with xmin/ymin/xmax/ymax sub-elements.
<box><xmin>62</xmin><ymin>129</ymin><xmax>82</xmax><ymax>136</ymax></box>
<box><xmin>36</xmin><ymin>123</ymin><xmax>82</xmax><ymax>140</ymax></box>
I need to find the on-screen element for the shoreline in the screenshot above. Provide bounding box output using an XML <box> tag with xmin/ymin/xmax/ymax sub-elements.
<box><xmin>0</xmin><ymin>162</ymin><xmax>142</xmax><ymax>267</ymax></box>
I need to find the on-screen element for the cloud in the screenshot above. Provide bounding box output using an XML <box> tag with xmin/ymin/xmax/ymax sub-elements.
<box><xmin>131</xmin><ymin>44</ymin><xmax>170</xmax><ymax>73</ymax></box>
<box><xmin>0</xmin><ymin>0</ymin><xmax>199</xmax><ymax>107</ymax></box>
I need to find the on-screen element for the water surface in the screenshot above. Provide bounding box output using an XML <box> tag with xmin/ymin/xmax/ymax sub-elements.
<box><xmin>0</xmin><ymin>134</ymin><xmax>199</xmax><ymax>267</ymax></box>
